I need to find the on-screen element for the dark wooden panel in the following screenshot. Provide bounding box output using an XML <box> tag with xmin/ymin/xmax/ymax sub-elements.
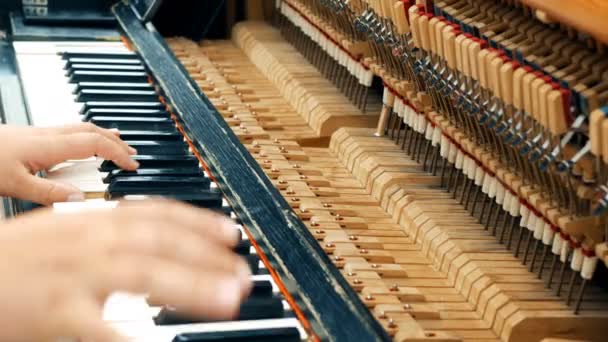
<box><xmin>113</xmin><ymin>3</ymin><xmax>390</xmax><ymax>341</ymax></box>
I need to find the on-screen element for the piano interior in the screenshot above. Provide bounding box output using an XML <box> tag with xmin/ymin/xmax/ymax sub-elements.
<box><xmin>2</xmin><ymin>0</ymin><xmax>608</xmax><ymax>341</ymax></box>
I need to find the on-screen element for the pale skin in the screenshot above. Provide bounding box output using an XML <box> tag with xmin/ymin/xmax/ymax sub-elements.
<box><xmin>0</xmin><ymin>124</ymin><xmax>252</xmax><ymax>341</ymax></box>
<box><xmin>0</xmin><ymin>123</ymin><xmax>140</xmax><ymax>205</ymax></box>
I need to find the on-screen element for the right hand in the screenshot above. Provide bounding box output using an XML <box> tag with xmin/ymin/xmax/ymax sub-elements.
<box><xmin>0</xmin><ymin>199</ymin><xmax>251</xmax><ymax>342</ymax></box>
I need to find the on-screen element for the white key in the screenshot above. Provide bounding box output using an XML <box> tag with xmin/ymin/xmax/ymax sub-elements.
<box><xmin>112</xmin><ymin>317</ymin><xmax>306</xmax><ymax>342</ymax></box>
<box><xmin>104</xmin><ymin>293</ymin><xmax>152</xmax><ymax>322</ymax></box>
<box><xmin>14</xmin><ymin>41</ymin><xmax>131</xmax><ymax>127</ymax></box>
<box><xmin>46</xmin><ymin>158</ymin><xmax>107</xmax><ymax>193</ymax></box>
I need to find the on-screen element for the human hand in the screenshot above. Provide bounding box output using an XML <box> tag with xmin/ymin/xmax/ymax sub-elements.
<box><xmin>0</xmin><ymin>200</ymin><xmax>250</xmax><ymax>342</ymax></box>
<box><xmin>0</xmin><ymin>123</ymin><xmax>139</xmax><ymax>205</ymax></box>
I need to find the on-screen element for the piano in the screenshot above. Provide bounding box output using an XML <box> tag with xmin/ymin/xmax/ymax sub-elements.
<box><xmin>2</xmin><ymin>0</ymin><xmax>608</xmax><ymax>341</ymax></box>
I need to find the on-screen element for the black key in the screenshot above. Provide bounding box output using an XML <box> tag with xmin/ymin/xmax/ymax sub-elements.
<box><xmin>90</xmin><ymin>116</ymin><xmax>175</xmax><ymax>131</ymax></box>
<box><xmin>234</xmin><ymin>240</ymin><xmax>252</xmax><ymax>256</ymax></box>
<box><xmin>223</xmin><ymin>295</ymin><xmax>287</xmax><ymax>321</ymax></box>
<box><xmin>103</xmin><ymin>167</ymin><xmax>203</xmax><ymax>184</ymax></box>
<box><xmin>220</xmin><ymin>206</ymin><xmax>233</xmax><ymax>217</ymax></box>
<box><xmin>67</xmin><ymin>63</ymin><xmax>145</xmax><ymax>75</ymax></box>
<box><xmin>80</xmin><ymin>101</ymin><xmax>165</xmax><ymax>113</ymax></box>
<box><xmin>173</xmin><ymin>328</ymin><xmax>300</xmax><ymax>342</ymax></box>
<box><xmin>61</xmin><ymin>51</ymin><xmax>138</xmax><ymax>60</ymax></box>
<box><xmin>107</xmin><ymin>176</ymin><xmax>211</xmax><ymax>196</ymax></box>
<box><xmin>249</xmin><ymin>280</ymin><xmax>273</xmax><ymax>297</ymax></box>
<box><xmin>161</xmin><ymin>191</ymin><xmax>224</xmax><ymax>209</ymax></box>
<box><xmin>155</xmin><ymin>295</ymin><xmax>285</xmax><ymax>325</ymax></box>
<box><xmin>118</xmin><ymin>130</ymin><xmax>182</xmax><ymax>142</ymax></box>
<box><xmin>247</xmin><ymin>254</ymin><xmax>261</xmax><ymax>275</ymax></box>
<box><xmin>82</xmin><ymin>108</ymin><xmax>169</xmax><ymax>121</ymax></box>
<box><xmin>65</xmin><ymin>58</ymin><xmax>142</xmax><ymax>68</ymax></box>
<box><xmin>99</xmin><ymin>155</ymin><xmax>199</xmax><ymax>172</ymax></box>
<box><xmin>69</xmin><ymin>70</ymin><xmax>148</xmax><ymax>83</ymax></box>
<box><xmin>74</xmin><ymin>82</ymin><xmax>153</xmax><ymax>93</ymax></box>
<box><xmin>126</xmin><ymin>141</ymin><xmax>189</xmax><ymax>155</ymax></box>
<box><xmin>107</xmin><ymin>189</ymin><xmax>224</xmax><ymax>209</ymax></box>
<box><xmin>77</xmin><ymin>89</ymin><xmax>159</xmax><ymax>102</ymax></box>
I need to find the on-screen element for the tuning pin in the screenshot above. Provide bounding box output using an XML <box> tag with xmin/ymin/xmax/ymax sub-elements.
<box><xmin>546</xmin><ymin>233</ymin><xmax>563</xmax><ymax>288</ymax></box>
<box><xmin>429</xmin><ymin>125</ymin><xmax>442</xmax><ymax>176</ymax></box>
<box><xmin>438</xmin><ymin>135</ymin><xmax>450</xmax><ymax>186</ymax></box>
<box><xmin>555</xmin><ymin>239</ymin><xmax>572</xmax><ymax>296</ymax></box>
<box><xmin>537</xmin><ymin>222</ymin><xmax>555</xmax><ymax>279</ymax></box>
<box><xmin>528</xmin><ymin>218</ymin><xmax>545</xmax><ymax>272</ymax></box>
<box><xmin>406</xmin><ymin>105</ymin><xmax>418</xmax><ymax>154</ymax></box>
<box><xmin>565</xmin><ymin>247</ymin><xmax>584</xmax><ymax>306</ymax></box>
<box><xmin>574</xmin><ymin>250</ymin><xmax>598</xmax><ymax>314</ymax></box>
<box><xmin>492</xmin><ymin>183</ymin><xmax>507</xmax><ymax>237</ymax></box>
<box><xmin>521</xmin><ymin>213</ymin><xmax>538</xmax><ymax>265</ymax></box>
<box><xmin>375</xmin><ymin>87</ymin><xmax>395</xmax><ymax>137</ymax></box>
<box><xmin>445</xmin><ymin>141</ymin><xmax>458</xmax><ymax>193</ymax></box>
<box><xmin>414</xmin><ymin>112</ymin><xmax>428</xmax><ymax>163</ymax></box>
<box><xmin>422</xmin><ymin>120</ymin><xmax>435</xmax><ymax>170</ymax></box>
<box><xmin>478</xmin><ymin>171</ymin><xmax>492</xmax><ymax>223</ymax></box>
<box><xmin>451</xmin><ymin>148</ymin><xmax>465</xmax><ymax>199</ymax></box>
<box><xmin>483</xmin><ymin>173</ymin><xmax>499</xmax><ymax>229</ymax></box>
<box><xmin>513</xmin><ymin>205</ymin><xmax>530</xmax><ymax>257</ymax></box>
<box><xmin>392</xmin><ymin>98</ymin><xmax>404</xmax><ymax>141</ymax></box>
<box><xmin>460</xmin><ymin>155</ymin><xmax>474</xmax><ymax>205</ymax></box>
<box><xmin>505</xmin><ymin>200</ymin><xmax>521</xmax><ymax>250</ymax></box>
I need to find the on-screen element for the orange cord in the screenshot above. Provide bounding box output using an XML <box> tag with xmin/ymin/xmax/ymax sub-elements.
<box><xmin>120</xmin><ymin>36</ymin><xmax>134</xmax><ymax>51</ymax></box>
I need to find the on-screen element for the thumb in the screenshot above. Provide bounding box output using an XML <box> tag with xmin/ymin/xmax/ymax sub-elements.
<box><xmin>17</xmin><ymin>174</ymin><xmax>84</xmax><ymax>205</ymax></box>
<box><xmin>51</xmin><ymin>295</ymin><xmax>126</xmax><ymax>342</ymax></box>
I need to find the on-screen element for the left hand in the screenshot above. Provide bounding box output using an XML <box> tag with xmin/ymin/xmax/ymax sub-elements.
<box><xmin>0</xmin><ymin>123</ymin><xmax>139</xmax><ymax>205</ymax></box>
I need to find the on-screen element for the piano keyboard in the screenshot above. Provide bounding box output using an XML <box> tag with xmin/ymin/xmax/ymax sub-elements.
<box><xmin>17</xmin><ymin>42</ymin><xmax>307</xmax><ymax>342</ymax></box>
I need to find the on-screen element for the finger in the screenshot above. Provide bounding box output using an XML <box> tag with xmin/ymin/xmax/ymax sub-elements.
<box><xmin>118</xmin><ymin>200</ymin><xmax>240</xmax><ymax>246</ymax></box>
<box><xmin>14</xmin><ymin>173</ymin><xmax>84</xmax><ymax>205</ymax></box>
<box><xmin>108</xmin><ymin>220</ymin><xmax>251</xmax><ymax>277</ymax></box>
<box><xmin>30</xmin><ymin>132</ymin><xmax>139</xmax><ymax>171</ymax></box>
<box><xmin>51</xmin><ymin>123</ymin><xmax>137</xmax><ymax>155</ymax></box>
<box><xmin>96</xmin><ymin>257</ymin><xmax>251</xmax><ymax>320</ymax></box>
<box><xmin>50</xmin><ymin>295</ymin><xmax>125</xmax><ymax>342</ymax></box>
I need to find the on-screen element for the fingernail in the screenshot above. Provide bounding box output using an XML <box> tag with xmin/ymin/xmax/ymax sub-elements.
<box><xmin>67</xmin><ymin>192</ymin><xmax>85</xmax><ymax>202</ymax></box>
<box><xmin>216</xmin><ymin>278</ymin><xmax>242</xmax><ymax>316</ymax></box>
<box><xmin>128</xmin><ymin>147</ymin><xmax>138</xmax><ymax>155</ymax></box>
<box><xmin>109</xmin><ymin>128</ymin><xmax>121</xmax><ymax>135</ymax></box>
<box><xmin>238</xmin><ymin>258</ymin><xmax>252</xmax><ymax>280</ymax></box>
<box><xmin>220</xmin><ymin>218</ymin><xmax>241</xmax><ymax>245</ymax></box>
<box><xmin>238</xmin><ymin>260</ymin><xmax>253</xmax><ymax>296</ymax></box>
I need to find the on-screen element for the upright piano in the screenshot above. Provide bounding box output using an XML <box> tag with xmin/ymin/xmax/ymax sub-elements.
<box><xmin>2</xmin><ymin>0</ymin><xmax>608</xmax><ymax>341</ymax></box>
